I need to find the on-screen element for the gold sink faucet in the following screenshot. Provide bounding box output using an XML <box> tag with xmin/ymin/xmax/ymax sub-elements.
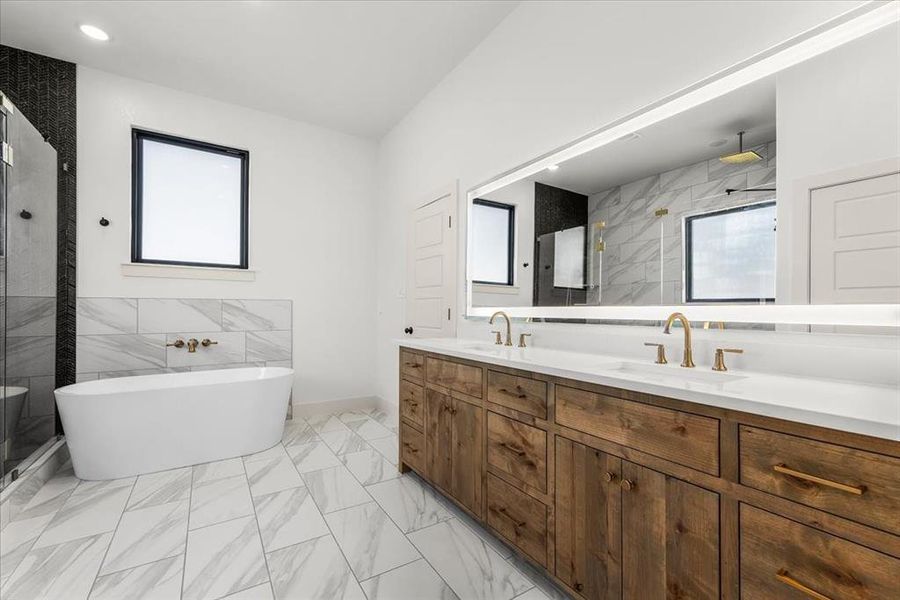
<box><xmin>489</xmin><ymin>311</ymin><xmax>513</xmax><ymax>346</ymax></box>
<box><xmin>663</xmin><ymin>312</ymin><xmax>695</xmax><ymax>368</ymax></box>
<box><xmin>186</xmin><ymin>338</ymin><xmax>200</xmax><ymax>353</ymax></box>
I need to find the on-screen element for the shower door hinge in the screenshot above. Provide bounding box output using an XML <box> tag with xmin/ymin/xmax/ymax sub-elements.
<box><xmin>448</xmin><ymin>215</ymin><xmax>452</xmax><ymax>228</ymax></box>
<box><xmin>1</xmin><ymin>142</ymin><xmax>13</xmax><ymax>167</ymax></box>
<box><xmin>448</xmin><ymin>308</ymin><xmax>451</xmax><ymax>321</ymax></box>
<box><xmin>0</xmin><ymin>92</ymin><xmax>13</xmax><ymax>115</ymax></box>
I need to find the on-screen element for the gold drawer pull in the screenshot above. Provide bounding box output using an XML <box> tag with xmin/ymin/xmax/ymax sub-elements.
<box><xmin>500</xmin><ymin>442</ymin><xmax>527</xmax><ymax>457</ymax></box>
<box><xmin>775</xmin><ymin>569</ymin><xmax>832</xmax><ymax>600</ymax></box>
<box><xmin>498</xmin><ymin>387</ymin><xmax>528</xmax><ymax>399</ymax></box>
<box><xmin>773</xmin><ymin>464</ymin><xmax>866</xmax><ymax>495</ymax></box>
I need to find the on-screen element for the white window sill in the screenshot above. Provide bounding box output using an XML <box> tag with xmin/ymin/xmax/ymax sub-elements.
<box><xmin>472</xmin><ymin>283</ymin><xmax>520</xmax><ymax>295</ymax></box>
<box><xmin>121</xmin><ymin>263</ymin><xmax>256</xmax><ymax>281</ymax></box>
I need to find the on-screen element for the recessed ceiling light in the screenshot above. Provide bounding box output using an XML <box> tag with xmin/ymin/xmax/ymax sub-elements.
<box><xmin>79</xmin><ymin>24</ymin><xmax>110</xmax><ymax>42</ymax></box>
<box><xmin>547</xmin><ymin>165</ymin><xmax>559</xmax><ymax>171</ymax></box>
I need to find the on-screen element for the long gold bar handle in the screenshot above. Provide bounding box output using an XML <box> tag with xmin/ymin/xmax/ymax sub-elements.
<box><xmin>775</xmin><ymin>569</ymin><xmax>832</xmax><ymax>600</ymax></box>
<box><xmin>773</xmin><ymin>464</ymin><xmax>866</xmax><ymax>495</ymax></box>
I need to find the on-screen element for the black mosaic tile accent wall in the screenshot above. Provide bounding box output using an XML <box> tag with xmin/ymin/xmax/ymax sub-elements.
<box><xmin>533</xmin><ymin>182</ymin><xmax>588</xmax><ymax>306</ymax></box>
<box><xmin>0</xmin><ymin>45</ymin><xmax>77</xmax><ymax>433</ymax></box>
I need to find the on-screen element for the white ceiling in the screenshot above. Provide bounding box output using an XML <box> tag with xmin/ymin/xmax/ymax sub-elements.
<box><xmin>0</xmin><ymin>0</ymin><xmax>518</xmax><ymax>138</ymax></box>
<box><xmin>529</xmin><ymin>75</ymin><xmax>777</xmax><ymax>196</ymax></box>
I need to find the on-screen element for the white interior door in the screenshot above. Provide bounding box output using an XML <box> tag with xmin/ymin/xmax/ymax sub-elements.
<box><xmin>405</xmin><ymin>184</ymin><xmax>457</xmax><ymax>338</ymax></box>
<box><xmin>810</xmin><ymin>171</ymin><xmax>900</xmax><ymax>304</ymax></box>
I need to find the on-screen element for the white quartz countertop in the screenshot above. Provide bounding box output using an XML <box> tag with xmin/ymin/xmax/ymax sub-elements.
<box><xmin>397</xmin><ymin>338</ymin><xmax>900</xmax><ymax>442</ymax></box>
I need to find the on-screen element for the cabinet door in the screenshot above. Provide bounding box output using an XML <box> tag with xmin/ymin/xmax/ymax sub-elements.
<box><xmin>451</xmin><ymin>398</ymin><xmax>483</xmax><ymax>518</ymax></box>
<box><xmin>425</xmin><ymin>388</ymin><xmax>453</xmax><ymax>491</ymax></box>
<box><xmin>621</xmin><ymin>461</ymin><xmax>719</xmax><ymax>600</ymax></box>
<box><xmin>555</xmin><ymin>437</ymin><xmax>622</xmax><ymax>600</ymax></box>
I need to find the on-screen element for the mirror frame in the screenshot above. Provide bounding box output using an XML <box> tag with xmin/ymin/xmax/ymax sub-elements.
<box><xmin>465</xmin><ymin>2</ymin><xmax>900</xmax><ymax>327</ymax></box>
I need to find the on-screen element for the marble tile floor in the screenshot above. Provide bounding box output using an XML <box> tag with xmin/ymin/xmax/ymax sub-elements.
<box><xmin>0</xmin><ymin>408</ymin><xmax>569</xmax><ymax>600</ymax></box>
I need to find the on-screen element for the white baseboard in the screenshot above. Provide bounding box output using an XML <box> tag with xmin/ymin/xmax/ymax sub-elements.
<box><xmin>293</xmin><ymin>395</ymin><xmax>393</xmax><ymax>418</ymax></box>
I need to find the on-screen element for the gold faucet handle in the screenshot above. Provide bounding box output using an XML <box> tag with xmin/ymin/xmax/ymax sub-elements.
<box><xmin>201</xmin><ymin>338</ymin><xmax>218</xmax><ymax>347</ymax></box>
<box><xmin>166</xmin><ymin>339</ymin><xmax>185</xmax><ymax>348</ymax></box>
<box><xmin>518</xmin><ymin>333</ymin><xmax>532</xmax><ymax>348</ymax></box>
<box><xmin>713</xmin><ymin>347</ymin><xmax>743</xmax><ymax>371</ymax></box>
<box><xmin>644</xmin><ymin>342</ymin><xmax>668</xmax><ymax>364</ymax></box>
<box><xmin>490</xmin><ymin>330</ymin><xmax>502</xmax><ymax>345</ymax></box>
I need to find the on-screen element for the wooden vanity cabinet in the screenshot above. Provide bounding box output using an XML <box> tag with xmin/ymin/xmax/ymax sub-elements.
<box><xmin>555</xmin><ymin>438</ymin><xmax>622</xmax><ymax>599</ymax></box>
<box><xmin>424</xmin><ymin>386</ymin><xmax>483</xmax><ymax>518</ymax></box>
<box><xmin>555</xmin><ymin>437</ymin><xmax>719</xmax><ymax>600</ymax></box>
<box><xmin>398</xmin><ymin>347</ymin><xmax>900</xmax><ymax>600</ymax></box>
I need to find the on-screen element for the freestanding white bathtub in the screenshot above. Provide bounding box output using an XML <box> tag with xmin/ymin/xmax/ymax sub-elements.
<box><xmin>55</xmin><ymin>367</ymin><xmax>293</xmax><ymax>480</ymax></box>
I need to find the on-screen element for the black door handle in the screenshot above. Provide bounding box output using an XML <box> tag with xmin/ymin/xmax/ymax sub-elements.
<box><xmin>404</xmin><ymin>327</ymin><xmax>413</xmax><ymax>335</ymax></box>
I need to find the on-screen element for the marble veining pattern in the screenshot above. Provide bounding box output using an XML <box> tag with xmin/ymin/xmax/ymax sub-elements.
<box><xmin>75</xmin><ymin>297</ymin><xmax>292</xmax><ymax>381</ymax></box>
<box><xmin>0</xmin><ymin>409</ymin><xmax>565</xmax><ymax>600</ymax></box>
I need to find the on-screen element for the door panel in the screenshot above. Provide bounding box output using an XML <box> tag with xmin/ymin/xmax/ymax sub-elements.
<box><xmin>425</xmin><ymin>388</ymin><xmax>452</xmax><ymax>491</ymax></box>
<box><xmin>451</xmin><ymin>397</ymin><xmax>483</xmax><ymax>518</ymax></box>
<box><xmin>555</xmin><ymin>437</ymin><xmax>622</xmax><ymax>600</ymax></box>
<box><xmin>810</xmin><ymin>172</ymin><xmax>900</xmax><ymax>303</ymax></box>
<box><xmin>621</xmin><ymin>461</ymin><xmax>719</xmax><ymax>600</ymax></box>
<box><xmin>405</xmin><ymin>185</ymin><xmax>457</xmax><ymax>338</ymax></box>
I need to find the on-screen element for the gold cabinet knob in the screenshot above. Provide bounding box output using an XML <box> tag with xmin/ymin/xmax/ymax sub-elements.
<box><xmin>604</xmin><ymin>471</ymin><xmax>617</xmax><ymax>483</ymax></box>
<box><xmin>621</xmin><ymin>479</ymin><xmax>635</xmax><ymax>491</ymax></box>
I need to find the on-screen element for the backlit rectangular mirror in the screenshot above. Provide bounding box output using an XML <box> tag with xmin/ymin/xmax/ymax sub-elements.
<box><xmin>466</xmin><ymin>16</ymin><xmax>900</xmax><ymax>328</ymax></box>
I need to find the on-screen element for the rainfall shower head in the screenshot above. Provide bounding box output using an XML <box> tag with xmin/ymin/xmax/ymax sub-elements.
<box><xmin>719</xmin><ymin>131</ymin><xmax>763</xmax><ymax>165</ymax></box>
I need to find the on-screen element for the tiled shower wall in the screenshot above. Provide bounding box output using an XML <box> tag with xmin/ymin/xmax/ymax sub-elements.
<box><xmin>75</xmin><ymin>298</ymin><xmax>292</xmax><ymax>380</ymax></box>
<box><xmin>587</xmin><ymin>140</ymin><xmax>777</xmax><ymax>305</ymax></box>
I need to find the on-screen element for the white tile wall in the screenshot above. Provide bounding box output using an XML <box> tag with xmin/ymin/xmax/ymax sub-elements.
<box><xmin>75</xmin><ymin>298</ymin><xmax>292</xmax><ymax>380</ymax></box>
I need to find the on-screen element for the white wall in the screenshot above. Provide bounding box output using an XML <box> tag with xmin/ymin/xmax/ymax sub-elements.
<box><xmin>776</xmin><ymin>23</ymin><xmax>900</xmax><ymax>302</ymax></box>
<box><xmin>470</xmin><ymin>178</ymin><xmax>534</xmax><ymax>307</ymax></box>
<box><xmin>374</xmin><ymin>0</ymin><xmax>875</xmax><ymax>405</ymax></box>
<box><xmin>77</xmin><ymin>66</ymin><xmax>378</xmax><ymax>405</ymax></box>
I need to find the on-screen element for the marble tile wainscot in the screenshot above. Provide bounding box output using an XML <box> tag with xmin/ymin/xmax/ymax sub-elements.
<box><xmin>75</xmin><ymin>298</ymin><xmax>293</xmax><ymax>379</ymax></box>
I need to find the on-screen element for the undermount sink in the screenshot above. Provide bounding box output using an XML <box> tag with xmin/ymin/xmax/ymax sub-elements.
<box><xmin>462</xmin><ymin>342</ymin><xmax>509</xmax><ymax>353</ymax></box>
<box><xmin>601</xmin><ymin>361</ymin><xmax>747</xmax><ymax>385</ymax></box>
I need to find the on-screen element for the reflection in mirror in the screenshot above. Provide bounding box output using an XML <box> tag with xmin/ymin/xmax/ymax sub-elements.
<box><xmin>471</xmin><ymin>75</ymin><xmax>778</xmax><ymax>309</ymax></box>
<box><xmin>468</xmin><ymin>22</ymin><xmax>899</xmax><ymax>328</ymax></box>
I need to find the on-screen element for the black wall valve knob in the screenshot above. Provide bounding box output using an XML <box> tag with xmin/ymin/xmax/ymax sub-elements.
<box><xmin>99</xmin><ymin>217</ymin><xmax>110</xmax><ymax>227</ymax></box>
<box><xmin>19</xmin><ymin>209</ymin><xmax>32</xmax><ymax>220</ymax></box>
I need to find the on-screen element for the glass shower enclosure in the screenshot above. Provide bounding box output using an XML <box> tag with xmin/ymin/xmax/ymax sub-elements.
<box><xmin>1</xmin><ymin>91</ymin><xmax>59</xmax><ymax>489</ymax></box>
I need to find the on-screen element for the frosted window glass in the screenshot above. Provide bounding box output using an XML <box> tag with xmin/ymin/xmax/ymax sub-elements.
<box><xmin>553</xmin><ymin>226</ymin><xmax>585</xmax><ymax>288</ymax></box>
<box><xmin>138</xmin><ymin>138</ymin><xmax>245</xmax><ymax>266</ymax></box>
<box><xmin>471</xmin><ymin>202</ymin><xmax>513</xmax><ymax>284</ymax></box>
<box><xmin>687</xmin><ymin>202</ymin><xmax>776</xmax><ymax>301</ymax></box>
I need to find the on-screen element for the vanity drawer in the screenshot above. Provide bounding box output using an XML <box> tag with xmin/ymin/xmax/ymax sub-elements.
<box><xmin>487</xmin><ymin>371</ymin><xmax>548</xmax><ymax>419</ymax></box>
<box><xmin>739</xmin><ymin>426</ymin><xmax>900</xmax><ymax>535</ymax></box>
<box><xmin>400</xmin><ymin>422</ymin><xmax>426</xmax><ymax>473</ymax></box>
<box><xmin>487</xmin><ymin>412</ymin><xmax>547</xmax><ymax>493</ymax></box>
<box><xmin>399</xmin><ymin>380</ymin><xmax>424</xmax><ymax>429</ymax></box>
<box><xmin>400</xmin><ymin>350</ymin><xmax>425</xmax><ymax>383</ymax></box>
<box><xmin>740</xmin><ymin>504</ymin><xmax>900</xmax><ymax>600</ymax></box>
<box><xmin>556</xmin><ymin>385</ymin><xmax>719</xmax><ymax>475</ymax></box>
<box><xmin>487</xmin><ymin>473</ymin><xmax>548</xmax><ymax>567</ymax></box>
<box><xmin>426</xmin><ymin>357</ymin><xmax>483</xmax><ymax>398</ymax></box>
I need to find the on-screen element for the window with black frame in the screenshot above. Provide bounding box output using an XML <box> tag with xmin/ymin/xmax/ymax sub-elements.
<box><xmin>684</xmin><ymin>201</ymin><xmax>776</xmax><ymax>303</ymax></box>
<box><xmin>132</xmin><ymin>129</ymin><xmax>249</xmax><ymax>269</ymax></box>
<box><xmin>470</xmin><ymin>198</ymin><xmax>515</xmax><ymax>286</ymax></box>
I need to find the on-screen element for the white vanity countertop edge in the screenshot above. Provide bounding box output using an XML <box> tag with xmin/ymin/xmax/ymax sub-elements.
<box><xmin>396</xmin><ymin>338</ymin><xmax>900</xmax><ymax>442</ymax></box>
